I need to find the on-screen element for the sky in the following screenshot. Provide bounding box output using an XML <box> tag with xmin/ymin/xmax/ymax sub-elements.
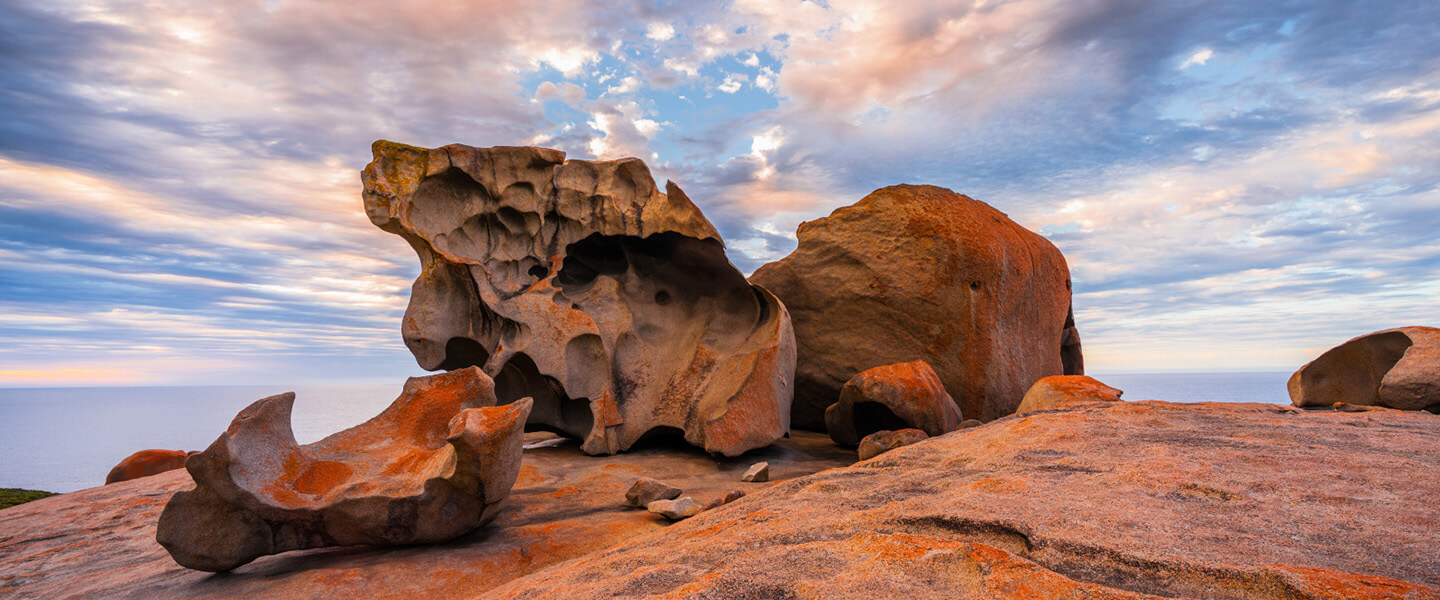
<box><xmin>0</xmin><ymin>0</ymin><xmax>1437</xmax><ymax>387</ymax></box>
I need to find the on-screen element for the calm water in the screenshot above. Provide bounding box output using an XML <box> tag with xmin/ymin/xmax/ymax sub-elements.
<box><xmin>0</xmin><ymin>384</ymin><xmax>403</xmax><ymax>493</ymax></box>
<box><xmin>0</xmin><ymin>372</ymin><xmax>1290</xmax><ymax>493</ymax></box>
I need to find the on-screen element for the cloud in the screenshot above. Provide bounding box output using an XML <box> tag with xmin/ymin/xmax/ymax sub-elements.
<box><xmin>717</xmin><ymin>73</ymin><xmax>748</xmax><ymax>94</ymax></box>
<box><xmin>535</xmin><ymin>81</ymin><xmax>588</xmax><ymax>107</ymax></box>
<box><xmin>1</xmin><ymin>0</ymin><xmax>1438</xmax><ymax>383</ymax></box>
<box><xmin>646</xmin><ymin>22</ymin><xmax>676</xmax><ymax>42</ymax></box>
<box><xmin>1180</xmin><ymin>48</ymin><xmax>1214</xmax><ymax>68</ymax></box>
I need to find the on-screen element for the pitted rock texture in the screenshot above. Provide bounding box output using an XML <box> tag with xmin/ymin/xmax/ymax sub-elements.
<box><xmin>156</xmin><ymin>368</ymin><xmax>531</xmax><ymax>571</ymax></box>
<box><xmin>483</xmin><ymin>401</ymin><xmax>1440</xmax><ymax>599</ymax></box>
<box><xmin>0</xmin><ymin>431</ymin><xmax>852</xmax><ymax>599</ymax></box>
<box><xmin>856</xmin><ymin>428</ymin><xmax>928</xmax><ymax>460</ymax></box>
<box><xmin>1290</xmin><ymin>326</ymin><xmax>1440</xmax><ymax>411</ymax></box>
<box><xmin>825</xmin><ymin>360</ymin><xmax>964</xmax><ymax>445</ymax></box>
<box><xmin>106</xmin><ymin>449</ymin><xmax>191</xmax><ymax>484</ymax></box>
<box><xmin>1015</xmin><ymin>375</ymin><xmax>1123</xmax><ymax>414</ymax></box>
<box><xmin>363</xmin><ymin>141</ymin><xmax>795</xmax><ymax>457</ymax></box>
<box><xmin>750</xmin><ymin>184</ymin><xmax>1078</xmax><ymax>427</ymax></box>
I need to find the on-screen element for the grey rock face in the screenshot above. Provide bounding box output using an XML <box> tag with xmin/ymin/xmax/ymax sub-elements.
<box><xmin>1289</xmin><ymin>326</ymin><xmax>1440</xmax><ymax>411</ymax></box>
<box><xmin>624</xmin><ymin>477</ymin><xmax>682</xmax><ymax>507</ymax></box>
<box><xmin>646</xmin><ymin>497</ymin><xmax>702</xmax><ymax>520</ymax></box>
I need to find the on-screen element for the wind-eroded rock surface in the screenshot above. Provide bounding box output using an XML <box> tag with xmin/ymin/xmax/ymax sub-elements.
<box><xmin>485</xmin><ymin>401</ymin><xmax>1440</xmax><ymax>599</ymax></box>
<box><xmin>156</xmin><ymin>368</ymin><xmax>531</xmax><ymax>571</ymax></box>
<box><xmin>751</xmin><ymin>184</ymin><xmax>1078</xmax><ymax>427</ymax></box>
<box><xmin>363</xmin><ymin>141</ymin><xmax>794</xmax><ymax>457</ymax></box>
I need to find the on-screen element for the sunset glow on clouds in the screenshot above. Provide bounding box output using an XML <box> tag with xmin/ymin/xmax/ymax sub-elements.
<box><xmin>1</xmin><ymin>0</ymin><xmax>1437</xmax><ymax>385</ymax></box>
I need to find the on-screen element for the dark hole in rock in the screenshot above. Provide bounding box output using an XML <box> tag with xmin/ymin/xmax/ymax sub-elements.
<box><xmin>494</xmin><ymin>353</ymin><xmax>593</xmax><ymax>440</ymax></box>
<box><xmin>654</xmin><ymin>290</ymin><xmax>672</xmax><ymax>305</ymax></box>
<box><xmin>970</xmin><ymin>282</ymin><xmax>981</xmax><ymax>290</ymax></box>
<box><xmin>1061</xmin><ymin>305</ymin><xmax>1084</xmax><ymax>376</ymax></box>
<box><xmin>438</xmin><ymin>337</ymin><xmax>491</xmax><ymax>371</ymax></box>
<box><xmin>852</xmin><ymin>402</ymin><xmax>912</xmax><ymax>440</ymax></box>
<box><xmin>626</xmin><ymin>426</ymin><xmax>690</xmax><ymax>452</ymax></box>
<box><xmin>555</xmin><ymin>233</ymin><xmax>630</xmax><ymax>288</ymax></box>
<box><xmin>528</xmin><ymin>265</ymin><xmax>549</xmax><ymax>280</ymax></box>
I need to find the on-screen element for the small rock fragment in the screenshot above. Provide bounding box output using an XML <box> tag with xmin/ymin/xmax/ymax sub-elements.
<box><xmin>624</xmin><ymin>477</ymin><xmax>682</xmax><ymax>507</ymax></box>
<box><xmin>858</xmin><ymin>429</ymin><xmax>929</xmax><ymax>461</ymax></box>
<box><xmin>703</xmin><ymin>489</ymin><xmax>748</xmax><ymax>511</ymax></box>
<box><xmin>1334</xmin><ymin>402</ymin><xmax>1391</xmax><ymax>413</ymax></box>
<box><xmin>647</xmin><ymin>497</ymin><xmax>702</xmax><ymax>520</ymax></box>
<box><xmin>741</xmin><ymin>462</ymin><xmax>770</xmax><ymax>482</ymax></box>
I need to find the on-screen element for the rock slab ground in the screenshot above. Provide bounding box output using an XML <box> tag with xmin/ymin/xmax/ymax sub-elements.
<box><xmin>5</xmin><ymin>403</ymin><xmax>1440</xmax><ymax>599</ymax></box>
<box><xmin>0</xmin><ymin>431</ymin><xmax>852</xmax><ymax>599</ymax></box>
<box><xmin>485</xmin><ymin>401</ymin><xmax>1440</xmax><ymax>599</ymax></box>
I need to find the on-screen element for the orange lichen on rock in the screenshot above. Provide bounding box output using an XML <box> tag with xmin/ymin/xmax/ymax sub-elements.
<box><xmin>478</xmin><ymin>400</ymin><xmax>1440</xmax><ymax>599</ymax></box>
<box><xmin>105</xmin><ymin>449</ymin><xmax>191</xmax><ymax>484</ymax></box>
<box><xmin>751</xmin><ymin>184</ymin><xmax>1080</xmax><ymax>428</ymax></box>
<box><xmin>156</xmin><ymin>367</ymin><xmax>531</xmax><ymax>572</ymax></box>
<box><xmin>1016</xmin><ymin>375</ymin><xmax>1124</xmax><ymax>414</ymax></box>
<box><xmin>826</xmin><ymin>360</ymin><xmax>964</xmax><ymax>445</ymax></box>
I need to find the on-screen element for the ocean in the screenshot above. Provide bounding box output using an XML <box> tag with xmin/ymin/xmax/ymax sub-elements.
<box><xmin>0</xmin><ymin>371</ymin><xmax>1292</xmax><ymax>493</ymax></box>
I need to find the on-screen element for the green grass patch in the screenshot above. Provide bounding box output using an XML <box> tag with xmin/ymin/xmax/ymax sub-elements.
<box><xmin>1</xmin><ymin>488</ymin><xmax>59</xmax><ymax>510</ymax></box>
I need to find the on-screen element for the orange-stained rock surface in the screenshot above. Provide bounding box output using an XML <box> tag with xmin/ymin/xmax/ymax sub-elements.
<box><xmin>7</xmin><ymin>402</ymin><xmax>1439</xmax><ymax>599</ymax></box>
<box><xmin>363</xmin><ymin>141</ymin><xmax>795</xmax><ymax>457</ymax></box>
<box><xmin>0</xmin><ymin>430</ymin><xmax>854</xmax><ymax>599</ymax></box>
<box><xmin>105</xmin><ymin>449</ymin><xmax>191</xmax><ymax>484</ymax></box>
<box><xmin>750</xmin><ymin>184</ymin><xmax>1079</xmax><ymax>428</ymax></box>
<box><xmin>826</xmin><ymin>360</ymin><xmax>964</xmax><ymax>444</ymax></box>
<box><xmin>1015</xmin><ymin>375</ymin><xmax>1123</xmax><ymax>414</ymax></box>
<box><xmin>156</xmin><ymin>368</ymin><xmax>532</xmax><ymax>571</ymax></box>
<box><xmin>484</xmin><ymin>401</ymin><xmax>1440</xmax><ymax>599</ymax></box>
<box><xmin>1290</xmin><ymin>326</ymin><xmax>1440</xmax><ymax>411</ymax></box>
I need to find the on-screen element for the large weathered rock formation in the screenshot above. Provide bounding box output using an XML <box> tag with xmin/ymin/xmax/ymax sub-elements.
<box><xmin>156</xmin><ymin>368</ymin><xmax>530</xmax><ymax>571</ymax></box>
<box><xmin>751</xmin><ymin>185</ymin><xmax>1079</xmax><ymax>427</ymax></box>
<box><xmin>363</xmin><ymin>141</ymin><xmax>795</xmax><ymax>456</ymax></box>
<box><xmin>1289</xmin><ymin>326</ymin><xmax>1440</xmax><ymax>411</ymax></box>
<box><xmin>825</xmin><ymin>360</ymin><xmax>963</xmax><ymax>445</ymax></box>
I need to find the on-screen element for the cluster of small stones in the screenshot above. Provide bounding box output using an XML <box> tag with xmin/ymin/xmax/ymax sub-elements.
<box><xmin>624</xmin><ymin>468</ymin><xmax>761</xmax><ymax>521</ymax></box>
